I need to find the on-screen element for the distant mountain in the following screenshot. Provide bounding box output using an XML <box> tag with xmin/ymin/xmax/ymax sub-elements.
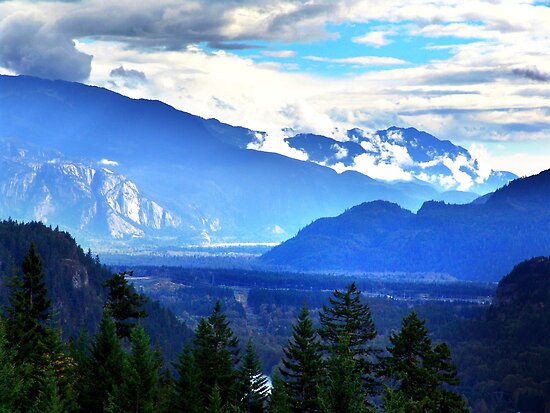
<box><xmin>0</xmin><ymin>75</ymin><xmax>446</xmax><ymax>248</ymax></box>
<box><xmin>284</xmin><ymin>127</ymin><xmax>516</xmax><ymax>194</ymax></box>
<box><xmin>262</xmin><ymin>170</ymin><xmax>550</xmax><ymax>281</ymax></box>
<box><xmin>0</xmin><ymin>141</ymin><xmax>189</xmax><ymax>241</ymax></box>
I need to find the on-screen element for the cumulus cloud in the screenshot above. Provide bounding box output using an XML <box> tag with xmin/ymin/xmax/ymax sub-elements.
<box><xmin>110</xmin><ymin>65</ymin><xmax>146</xmax><ymax>88</ymax></box>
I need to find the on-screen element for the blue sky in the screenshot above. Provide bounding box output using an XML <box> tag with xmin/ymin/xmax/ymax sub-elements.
<box><xmin>0</xmin><ymin>0</ymin><xmax>549</xmax><ymax>179</ymax></box>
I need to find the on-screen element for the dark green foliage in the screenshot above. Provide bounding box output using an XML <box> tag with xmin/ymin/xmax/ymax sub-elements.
<box><xmin>239</xmin><ymin>339</ymin><xmax>269</xmax><ymax>413</ymax></box>
<box><xmin>193</xmin><ymin>301</ymin><xmax>240</xmax><ymax>407</ymax></box>
<box><xmin>110</xmin><ymin>325</ymin><xmax>160</xmax><ymax>413</ymax></box>
<box><xmin>0</xmin><ymin>319</ymin><xmax>22</xmax><ymax>412</ymax></box>
<box><xmin>104</xmin><ymin>271</ymin><xmax>148</xmax><ymax>339</ymax></box>
<box><xmin>383</xmin><ymin>312</ymin><xmax>467</xmax><ymax>412</ymax></box>
<box><xmin>6</xmin><ymin>242</ymin><xmax>55</xmax><ymax>365</ymax></box>
<box><xmin>321</xmin><ymin>335</ymin><xmax>367</xmax><ymax>413</ymax></box>
<box><xmin>173</xmin><ymin>347</ymin><xmax>202</xmax><ymax>413</ymax></box>
<box><xmin>280</xmin><ymin>304</ymin><xmax>323</xmax><ymax>413</ymax></box>
<box><xmin>82</xmin><ymin>311</ymin><xmax>127</xmax><ymax>413</ymax></box>
<box><xmin>268</xmin><ymin>372</ymin><xmax>292</xmax><ymax>413</ymax></box>
<box><xmin>318</xmin><ymin>282</ymin><xmax>377</xmax><ymax>398</ymax></box>
<box><xmin>207</xmin><ymin>385</ymin><xmax>225</xmax><ymax>413</ymax></box>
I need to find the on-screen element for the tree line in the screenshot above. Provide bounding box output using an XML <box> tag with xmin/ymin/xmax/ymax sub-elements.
<box><xmin>0</xmin><ymin>243</ymin><xmax>467</xmax><ymax>412</ymax></box>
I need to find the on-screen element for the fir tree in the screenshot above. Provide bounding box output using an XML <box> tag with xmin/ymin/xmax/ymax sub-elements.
<box><xmin>318</xmin><ymin>282</ymin><xmax>377</xmax><ymax>397</ymax></box>
<box><xmin>383</xmin><ymin>312</ymin><xmax>468</xmax><ymax>412</ymax></box>
<box><xmin>6</xmin><ymin>242</ymin><xmax>55</xmax><ymax>364</ymax></box>
<box><xmin>239</xmin><ymin>339</ymin><xmax>269</xmax><ymax>413</ymax></box>
<box><xmin>104</xmin><ymin>271</ymin><xmax>148</xmax><ymax>339</ymax></box>
<box><xmin>83</xmin><ymin>310</ymin><xmax>127</xmax><ymax>413</ymax></box>
<box><xmin>193</xmin><ymin>301</ymin><xmax>240</xmax><ymax>407</ymax></box>
<box><xmin>110</xmin><ymin>325</ymin><xmax>160</xmax><ymax>413</ymax></box>
<box><xmin>322</xmin><ymin>334</ymin><xmax>366</xmax><ymax>413</ymax></box>
<box><xmin>0</xmin><ymin>319</ymin><xmax>22</xmax><ymax>413</ymax></box>
<box><xmin>207</xmin><ymin>385</ymin><xmax>225</xmax><ymax>413</ymax></box>
<box><xmin>268</xmin><ymin>372</ymin><xmax>292</xmax><ymax>413</ymax></box>
<box><xmin>280</xmin><ymin>304</ymin><xmax>323</xmax><ymax>413</ymax></box>
<box><xmin>173</xmin><ymin>347</ymin><xmax>202</xmax><ymax>413</ymax></box>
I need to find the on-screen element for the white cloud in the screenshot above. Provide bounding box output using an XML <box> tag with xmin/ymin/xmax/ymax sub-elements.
<box><xmin>262</xmin><ymin>50</ymin><xmax>297</xmax><ymax>58</ymax></box>
<box><xmin>99</xmin><ymin>159</ymin><xmax>119</xmax><ymax>166</ymax></box>
<box><xmin>304</xmin><ymin>55</ymin><xmax>407</xmax><ymax>66</ymax></box>
<box><xmin>352</xmin><ymin>30</ymin><xmax>395</xmax><ymax>47</ymax></box>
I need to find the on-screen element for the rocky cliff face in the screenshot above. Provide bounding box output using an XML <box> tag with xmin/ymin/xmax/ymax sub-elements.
<box><xmin>0</xmin><ymin>141</ymin><xmax>187</xmax><ymax>242</ymax></box>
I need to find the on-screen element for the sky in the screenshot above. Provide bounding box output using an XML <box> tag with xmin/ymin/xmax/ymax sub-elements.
<box><xmin>0</xmin><ymin>0</ymin><xmax>549</xmax><ymax>178</ymax></box>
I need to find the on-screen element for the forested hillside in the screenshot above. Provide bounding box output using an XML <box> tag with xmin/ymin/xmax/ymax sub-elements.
<box><xmin>263</xmin><ymin>170</ymin><xmax>550</xmax><ymax>281</ymax></box>
<box><xmin>0</xmin><ymin>219</ymin><xmax>191</xmax><ymax>359</ymax></box>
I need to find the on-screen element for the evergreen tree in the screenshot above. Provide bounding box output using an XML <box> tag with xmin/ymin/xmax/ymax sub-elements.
<box><xmin>104</xmin><ymin>271</ymin><xmax>148</xmax><ymax>339</ymax></box>
<box><xmin>383</xmin><ymin>312</ymin><xmax>468</xmax><ymax>412</ymax></box>
<box><xmin>110</xmin><ymin>325</ymin><xmax>160</xmax><ymax>413</ymax></box>
<box><xmin>6</xmin><ymin>242</ymin><xmax>55</xmax><ymax>364</ymax></box>
<box><xmin>268</xmin><ymin>372</ymin><xmax>292</xmax><ymax>413</ymax></box>
<box><xmin>322</xmin><ymin>335</ymin><xmax>366</xmax><ymax>413</ymax></box>
<box><xmin>0</xmin><ymin>319</ymin><xmax>22</xmax><ymax>413</ymax></box>
<box><xmin>207</xmin><ymin>385</ymin><xmax>225</xmax><ymax>413</ymax></box>
<box><xmin>239</xmin><ymin>339</ymin><xmax>269</xmax><ymax>413</ymax></box>
<box><xmin>193</xmin><ymin>301</ymin><xmax>240</xmax><ymax>407</ymax></box>
<box><xmin>83</xmin><ymin>310</ymin><xmax>127</xmax><ymax>413</ymax></box>
<box><xmin>280</xmin><ymin>304</ymin><xmax>323</xmax><ymax>413</ymax></box>
<box><xmin>318</xmin><ymin>282</ymin><xmax>377</xmax><ymax>396</ymax></box>
<box><xmin>173</xmin><ymin>347</ymin><xmax>202</xmax><ymax>413</ymax></box>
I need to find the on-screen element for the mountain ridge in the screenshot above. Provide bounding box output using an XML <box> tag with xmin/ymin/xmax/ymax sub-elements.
<box><xmin>262</xmin><ymin>170</ymin><xmax>550</xmax><ymax>281</ymax></box>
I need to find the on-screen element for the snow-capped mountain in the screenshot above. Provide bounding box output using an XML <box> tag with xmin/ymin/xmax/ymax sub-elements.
<box><xmin>0</xmin><ymin>141</ymin><xmax>192</xmax><ymax>241</ymax></box>
<box><xmin>284</xmin><ymin>127</ymin><xmax>516</xmax><ymax>193</ymax></box>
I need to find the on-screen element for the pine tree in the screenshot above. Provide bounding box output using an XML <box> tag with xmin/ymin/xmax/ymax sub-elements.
<box><xmin>173</xmin><ymin>347</ymin><xmax>202</xmax><ymax>413</ymax></box>
<box><xmin>268</xmin><ymin>371</ymin><xmax>292</xmax><ymax>413</ymax></box>
<box><xmin>104</xmin><ymin>271</ymin><xmax>148</xmax><ymax>339</ymax></box>
<box><xmin>83</xmin><ymin>310</ymin><xmax>127</xmax><ymax>413</ymax></box>
<box><xmin>7</xmin><ymin>242</ymin><xmax>55</xmax><ymax>364</ymax></box>
<box><xmin>110</xmin><ymin>325</ymin><xmax>160</xmax><ymax>413</ymax></box>
<box><xmin>193</xmin><ymin>301</ymin><xmax>240</xmax><ymax>407</ymax></box>
<box><xmin>0</xmin><ymin>319</ymin><xmax>22</xmax><ymax>413</ymax></box>
<box><xmin>239</xmin><ymin>339</ymin><xmax>269</xmax><ymax>413</ymax></box>
<box><xmin>280</xmin><ymin>304</ymin><xmax>323</xmax><ymax>413</ymax></box>
<box><xmin>318</xmin><ymin>282</ymin><xmax>377</xmax><ymax>397</ymax></box>
<box><xmin>322</xmin><ymin>334</ymin><xmax>366</xmax><ymax>413</ymax></box>
<box><xmin>5</xmin><ymin>243</ymin><xmax>63</xmax><ymax>411</ymax></box>
<box><xmin>383</xmin><ymin>312</ymin><xmax>468</xmax><ymax>412</ymax></box>
<box><xmin>207</xmin><ymin>385</ymin><xmax>225</xmax><ymax>413</ymax></box>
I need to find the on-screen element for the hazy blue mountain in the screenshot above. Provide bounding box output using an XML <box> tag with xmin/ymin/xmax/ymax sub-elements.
<box><xmin>0</xmin><ymin>75</ymin><xmax>446</xmax><ymax>248</ymax></box>
<box><xmin>262</xmin><ymin>170</ymin><xmax>550</xmax><ymax>281</ymax></box>
<box><xmin>285</xmin><ymin>127</ymin><xmax>516</xmax><ymax>194</ymax></box>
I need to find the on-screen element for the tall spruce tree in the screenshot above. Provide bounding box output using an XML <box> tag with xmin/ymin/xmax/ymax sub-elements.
<box><xmin>318</xmin><ymin>282</ymin><xmax>378</xmax><ymax>397</ymax></box>
<box><xmin>321</xmin><ymin>334</ymin><xmax>367</xmax><ymax>413</ymax></box>
<box><xmin>193</xmin><ymin>301</ymin><xmax>240</xmax><ymax>407</ymax></box>
<box><xmin>383</xmin><ymin>312</ymin><xmax>468</xmax><ymax>412</ymax></box>
<box><xmin>173</xmin><ymin>346</ymin><xmax>202</xmax><ymax>413</ymax></box>
<box><xmin>7</xmin><ymin>242</ymin><xmax>55</xmax><ymax>364</ymax></box>
<box><xmin>280</xmin><ymin>304</ymin><xmax>323</xmax><ymax>413</ymax></box>
<box><xmin>268</xmin><ymin>372</ymin><xmax>292</xmax><ymax>413</ymax></box>
<box><xmin>104</xmin><ymin>271</ymin><xmax>148</xmax><ymax>339</ymax></box>
<box><xmin>239</xmin><ymin>339</ymin><xmax>269</xmax><ymax>413</ymax></box>
<box><xmin>0</xmin><ymin>319</ymin><xmax>22</xmax><ymax>412</ymax></box>
<box><xmin>82</xmin><ymin>310</ymin><xmax>127</xmax><ymax>413</ymax></box>
<box><xmin>109</xmin><ymin>325</ymin><xmax>160</xmax><ymax>413</ymax></box>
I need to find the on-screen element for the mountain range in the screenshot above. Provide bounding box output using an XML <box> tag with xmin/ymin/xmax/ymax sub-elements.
<box><xmin>0</xmin><ymin>75</ymin><xmax>515</xmax><ymax>249</ymax></box>
<box><xmin>262</xmin><ymin>170</ymin><xmax>550</xmax><ymax>281</ymax></box>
